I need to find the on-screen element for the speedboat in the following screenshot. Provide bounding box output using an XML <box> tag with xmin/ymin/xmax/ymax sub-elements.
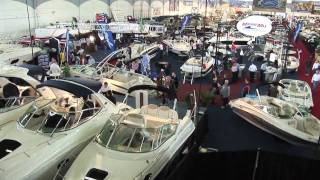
<box><xmin>180</xmin><ymin>55</ymin><xmax>214</xmax><ymax>78</ymax></box>
<box><xmin>229</xmin><ymin>95</ymin><xmax>320</xmax><ymax>146</ymax></box>
<box><xmin>278</xmin><ymin>79</ymin><xmax>313</xmax><ymax>109</ymax></box>
<box><xmin>130</xmin><ymin>42</ymin><xmax>160</xmax><ymax>60</ymax></box>
<box><xmin>0</xmin><ymin>44</ymin><xmax>41</xmax><ymax>64</ymax></box>
<box><xmin>70</xmin><ymin>49</ymin><xmax>156</xmax><ymax>95</ymax></box>
<box><xmin>162</xmin><ymin>39</ymin><xmax>191</xmax><ymax>56</ymax></box>
<box><xmin>64</xmin><ymin>85</ymin><xmax>196</xmax><ymax>180</ymax></box>
<box><xmin>0</xmin><ymin>65</ymin><xmax>44</xmax><ymax>126</ymax></box>
<box><xmin>0</xmin><ymin>79</ymin><xmax>118</xmax><ymax>179</ymax></box>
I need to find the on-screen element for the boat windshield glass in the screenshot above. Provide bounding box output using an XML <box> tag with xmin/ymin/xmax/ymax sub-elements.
<box><xmin>18</xmin><ymin>93</ymin><xmax>102</xmax><ymax>134</ymax></box>
<box><xmin>96</xmin><ymin>114</ymin><xmax>177</xmax><ymax>153</ymax></box>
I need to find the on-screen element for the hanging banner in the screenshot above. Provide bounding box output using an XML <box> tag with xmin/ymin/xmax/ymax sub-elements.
<box><xmin>291</xmin><ymin>0</ymin><xmax>314</xmax><ymax>13</ymax></box>
<box><xmin>236</xmin><ymin>15</ymin><xmax>272</xmax><ymax>37</ymax></box>
<box><xmin>293</xmin><ymin>21</ymin><xmax>303</xmax><ymax>42</ymax></box>
<box><xmin>252</xmin><ymin>0</ymin><xmax>287</xmax><ymax>12</ymax></box>
<box><xmin>221</xmin><ymin>0</ymin><xmax>253</xmax><ymax>8</ymax></box>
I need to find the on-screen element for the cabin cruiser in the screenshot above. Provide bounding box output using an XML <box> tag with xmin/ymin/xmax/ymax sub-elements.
<box><xmin>162</xmin><ymin>39</ymin><xmax>191</xmax><ymax>56</ymax></box>
<box><xmin>229</xmin><ymin>95</ymin><xmax>320</xmax><ymax>146</ymax></box>
<box><xmin>180</xmin><ymin>55</ymin><xmax>214</xmax><ymax>78</ymax></box>
<box><xmin>0</xmin><ymin>44</ymin><xmax>41</xmax><ymax>64</ymax></box>
<box><xmin>278</xmin><ymin>79</ymin><xmax>313</xmax><ymax>109</ymax></box>
<box><xmin>0</xmin><ymin>79</ymin><xmax>118</xmax><ymax>179</ymax></box>
<box><xmin>0</xmin><ymin>65</ymin><xmax>45</xmax><ymax>126</ymax></box>
<box><xmin>64</xmin><ymin>85</ymin><xmax>196</xmax><ymax>180</ymax></box>
<box><xmin>70</xmin><ymin>49</ymin><xmax>156</xmax><ymax>95</ymax></box>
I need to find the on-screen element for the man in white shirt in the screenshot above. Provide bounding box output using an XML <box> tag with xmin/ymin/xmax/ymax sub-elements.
<box><xmin>239</xmin><ymin>48</ymin><xmax>244</xmax><ymax>64</ymax></box>
<box><xmin>99</xmin><ymin>81</ymin><xmax>112</xmax><ymax>95</ymax></box>
<box><xmin>159</xmin><ymin>43</ymin><xmax>164</xmax><ymax>59</ymax></box>
<box><xmin>88</xmin><ymin>56</ymin><xmax>96</xmax><ymax>65</ymax></box>
<box><xmin>269</xmin><ymin>50</ymin><xmax>277</xmax><ymax>63</ymax></box>
<box><xmin>312</xmin><ymin>61</ymin><xmax>320</xmax><ymax>71</ymax></box>
<box><xmin>311</xmin><ymin>70</ymin><xmax>320</xmax><ymax>92</ymax></box>
<box><xmin>248</xmin><ymin>63</ymin><xmax>257</xmax><ymax>82</ymax></box>
<box><xmin>260</xmin><ymin>62</ymin><xmax>268</xmax><ymax>81</ymax></box>
<box><xmin>48</xmin><ymin>58</ymin><xmax>61</xmax><ymax>78</ymax></box>
<box><xmin>207</xmin><ymin>44</ymin><xmax>214</xmax><ymax>56</ymax></box>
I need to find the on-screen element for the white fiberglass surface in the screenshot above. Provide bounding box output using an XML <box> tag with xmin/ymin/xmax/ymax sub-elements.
<box><xmin>96</xmin><ymin>114</ymin><xmax>177</xmax><ymax>153</ymax></box>
<box><xmin>18</xmin><ymin>90</ymin><xmax>102</xmax><ymax>134</ymax></box>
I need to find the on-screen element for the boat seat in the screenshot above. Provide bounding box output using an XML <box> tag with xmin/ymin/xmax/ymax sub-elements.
<box><xmin>303</xmin><ymin>118</ymin><xmax>320</xmax><ymax>137</ymax></box>
<box><xmin>296</xmin><ymin>119</ymin><xmax>320</xmax><ymax>137</ymax></box>
<box><xmin>141</xmin><ymin>104</ymin><xmax>158</xmax><ymax>116</ymax></box>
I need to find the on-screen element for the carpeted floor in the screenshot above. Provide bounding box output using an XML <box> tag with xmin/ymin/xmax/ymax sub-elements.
<box><xmin>292</xmin><ymin>39</ymin><xmax>320</xmax><ymax>118</ymax></box>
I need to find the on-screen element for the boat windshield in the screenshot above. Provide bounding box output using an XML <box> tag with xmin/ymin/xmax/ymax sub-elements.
<box><xmin>96</xmin><ymin>114</ymin><xmax>177</xmax><ymax>153</ymax></box>
<box><xmin>18</xmin><ymin>95</ymin><xmax>102</xmax><ymax>135</ymax></box>
<box><xmin>71</xmin><ymin>65</ymin><xmax>97</xmax><ymax>76</ymax></box>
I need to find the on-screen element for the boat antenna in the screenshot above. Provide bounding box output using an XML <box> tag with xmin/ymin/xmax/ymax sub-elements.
<box><xmin>256</xmin><ymin>89</ymin><xmax>262</xmax><ymax>103</ymax></box>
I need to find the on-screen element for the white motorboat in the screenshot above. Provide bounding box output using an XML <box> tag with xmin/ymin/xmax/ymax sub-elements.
<box><xmin>0</xmin><ymin>44</ymin><xmax>41</xmax><ymax>64</ymax></box>
<box><xmin>35</xmin><ymin>23</ymin><xmax>92</xmax><ymax>38</ymax></box>
<box><xmin>0</xmin><ymin>79</ymin><xmax>118</xmax><ymax>179</ymax></box>
<box><xmin>229</xmin><ymin>95</ymin><xmax>320</xmax><ymax>146</ymax></box>
<box><xmin>130</xmin><ymin>43</ymin><xmax>160</xmax><ymax>60</ymax></box>
<box><xmin>70</xmin><ymin>49</ymin><xmax>156</xmax><ymax>95</ymax></box>
<box><xmin>162</xmin><ymin>39</ymin><xmax>191</xmax><ymax>56</ymax></box>
<box><xmin>278</xmin><ymin>79</ymin><xmax>313</xmax><ymax>108</ymax></box>
<box><xmin>180</xmin><ymin>56</ymin><xmax>214</xmax><ymax>78</ymax></box>
<box><xmin>0</xmin><ymin>65</ymin><xmax>43</xmax><ymax>126</ymax></box>
<box><xmin>64</xmin><ymin>85</ymin><xmax>196</xmax><ymax>180</ymax></box>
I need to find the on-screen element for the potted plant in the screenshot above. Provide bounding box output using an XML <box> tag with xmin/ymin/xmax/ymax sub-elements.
<box><xmin>200</xmin><ymin>90</ymin><xmax>216</xmax><ymax>107</ymax></box>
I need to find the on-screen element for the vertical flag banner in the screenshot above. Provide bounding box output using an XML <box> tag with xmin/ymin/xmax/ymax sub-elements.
<box><xmin>106</xmin><ymin>31</ymin><xmax>115</xmax><ymax>51</ymax></box>
<box><xmin>180</xmin><ymin>15</ymin><xmax>190</xmax><ymax>33</ymax></box>
<box><xmin>293</xmin><ymin>21</ymin><xmax>303</xmax><ymax>42</ymax></box>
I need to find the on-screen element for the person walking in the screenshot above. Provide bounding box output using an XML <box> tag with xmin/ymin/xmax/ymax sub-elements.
<box><xmin>239</xmin><ymin>48</ymin><xmax>244</xmax><ymax>64</ymax></box>
<box><xmin>260</xmin><ymin>61</ymin><xmax>268</xmax><ymax>82</ymax></box>
<box><xmin>241</xmin><ymin>79</ymin><xmax>250</xmax><ymax>97</ymax></box>
<box><xmin>231</xmin><ymin>61</ymin><xmax>239</xmax><ymax>83</ymax></box>
<box><xmin>220</xmin><ymin>80</ymin><xmax>230</xmax><ymax>109</ymax></box>
<box><xmin>312</xmin><ymin>60</ymin><xmax>320</xmax><ymax>72</ymax></box>
<box><xmin>248</xmin><ymin>63</ymin><xmax>257</xmax><ymax>82</ymax></box>
<box><xmin>311</xmin><ymin>70</ymin><xmax>320</xmax><ymax>93</ymax></box>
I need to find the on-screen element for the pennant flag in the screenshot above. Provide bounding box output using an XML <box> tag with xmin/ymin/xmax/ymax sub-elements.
<box><xmin>293</xmin><ymin>21</ymin><xmax>303</xmax><ymax>42</ymax></box>
<box><xmin>180</xmin><ymin>15</ymin><xmax>190</xmax><ymax>33</ymax></box>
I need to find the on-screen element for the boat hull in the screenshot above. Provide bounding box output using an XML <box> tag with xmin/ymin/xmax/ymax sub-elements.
<box><xmin>231</xmin><ymin>106</ymin><xmax>319</xmax><ymax>147</ymax></box>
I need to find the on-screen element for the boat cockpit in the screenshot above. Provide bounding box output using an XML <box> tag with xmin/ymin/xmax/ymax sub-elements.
<box><xmin>96</xmin><ymin>104</ymin><xmax>179</xmax><ymax>153</ymax></box>
<box><xmin>0</xmin><ymin>77</ymin><xmax>39</xmax><ymax>113</ymax></box>
<box><xmin>18</xmin><ymin>87</ymin><xmax>103</xmax><ymax>136</ymax></box>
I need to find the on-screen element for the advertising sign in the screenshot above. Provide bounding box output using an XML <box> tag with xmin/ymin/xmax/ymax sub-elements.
<box><xmin>291</xmin><ymin>0</ymin><xmax>314</xmax><ymax>13</ymax></box>
<box><xmin>236</xmin><ymin>15</ymin><xmax>272</xmax><ymax>37</ymax></box>
<box><xmin>313</xmin><ymin>2</ymin><xmax>320</xmax><ymax>14</ymax></box>
<box><xmin>252</xmin><ymin>0</ymin><xmax>287</xmax><ymax>12</ymax></box>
